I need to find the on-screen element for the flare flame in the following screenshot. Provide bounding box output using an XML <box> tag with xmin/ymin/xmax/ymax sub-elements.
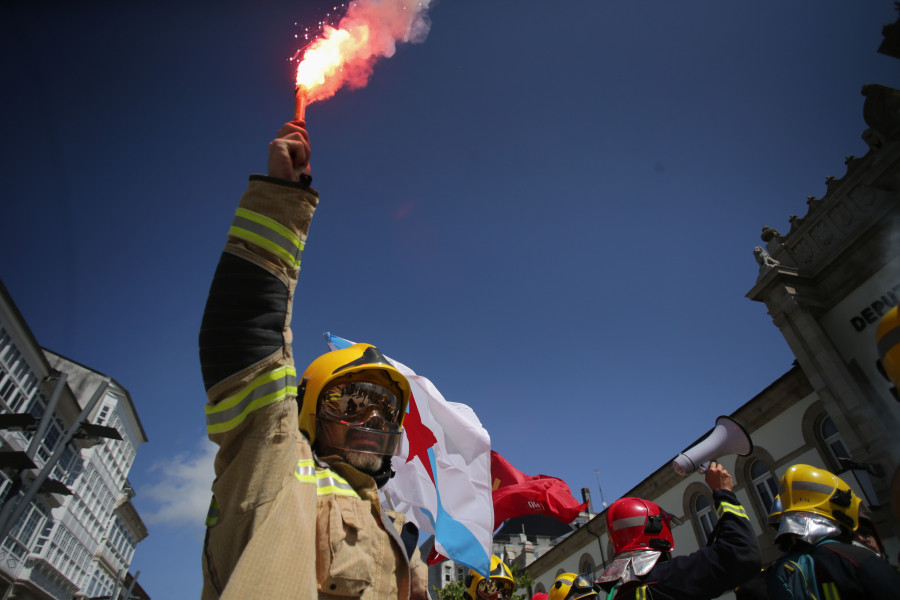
<box><xmin>294</xmin><ymin>0</ymin><xmax>433</xmax><ymax>105</ymax></box>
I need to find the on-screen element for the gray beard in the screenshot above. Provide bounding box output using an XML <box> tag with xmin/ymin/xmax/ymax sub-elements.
<box><xmin>342</xmin><ymin>450</ymin><xmax>385</xmax><ymax>475</ymax></box>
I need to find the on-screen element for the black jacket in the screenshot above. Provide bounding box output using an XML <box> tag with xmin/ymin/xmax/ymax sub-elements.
<box><xmin>601</xmin><ymin>490</ymin><xmax>761</xmax><ymax>600</ymax></box>
<box><xmin>767</xmin><ymin>539</ymin><xmax>900</xmax><ymax>600</ymax></box>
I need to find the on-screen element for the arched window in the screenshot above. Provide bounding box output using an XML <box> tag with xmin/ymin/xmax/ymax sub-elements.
<box><xmin>817</xmin><ymin>416</ymin><xmax>879</xmax><ymax>507</ymax></box>
<box><xmin>693</xmin><ymin>494</ymin><xmax>717</xmax><ymax>541</ymax></box>
<box><xmin>750</xmin><ymin>460</ymin><xmax>778</xmax><ymax>513</ymax></box>
<box><xmin>578</xmin><ymin>553</ymin><xmax>595</xmax><ymax>577</ymax></box>
<box><xmin>821</xmin><ymin>417</ymin><xmax>850</xmax><ymax>467</ymax></box>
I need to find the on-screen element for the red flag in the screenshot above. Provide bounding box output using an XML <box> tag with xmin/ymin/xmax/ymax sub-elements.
<box><xmin>491</xmin><ymin>451</ymin><xmax>588</xmax><ymax>530</ymax></box>
<box><xmin>426</xmin><ymin>452</ymin><xmax>589</xmax><ymax>565</ymax></box>
<box><xmin>426</xmin><ymin>546</ymin><xmax>446</xmax><ymax>565</ymax></box>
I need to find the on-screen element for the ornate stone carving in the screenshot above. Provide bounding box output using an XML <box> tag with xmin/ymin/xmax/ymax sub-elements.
<box><xmin>754</xmin><ymin>246</ymin><xmax>780</xmax><ymax>270</ymax></box>
<box><xmin>793</xmin><ymin>239</ymin><xmax>815</xmax><ymax>264</ymax></box>
<box><xmin>863</xmin><ymin>84</ymin><xmax>900</xmax><ymax>137</ymax></box>
<box><xmin>811</xmin><ymin>221</ymin><xmax>834</xmax><ymax>246</ymax></box>
<box><xmin>850</xmin><ymin>186</ymin><xmax>877</xmax><ymax>209</ymax></box>
<box><xmin>760</xmin><ymin>226</ymin><xmax>785</xmax><ymax>243</ymax></box>
<box><xmin>833</xmin><ymin>202</ymin><xmax>855</xmax><ymax>226</ymax></box>
<box><xmin>844</xmin><ymin>155</ymin><xmax>863</xmax><ymax>177</ymax></box>
<box><xmin>788</xmin><ymin>214</ymin><xmax>807</xmax><ymax>235</ymax></box>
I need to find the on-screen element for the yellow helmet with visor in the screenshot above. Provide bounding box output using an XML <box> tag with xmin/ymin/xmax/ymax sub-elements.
<box><xmin>299</xmin><ymin>343</ymin><xmax>411</xmax><ymax>456</ymax></box>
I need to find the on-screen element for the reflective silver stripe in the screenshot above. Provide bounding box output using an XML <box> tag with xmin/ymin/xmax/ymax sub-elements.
<box><xmin>314</xmin><ymin>469</ymin><xmax>359</xmax><ymax>498</ymax></box>
<box><xmin>877</xmin><ymin>326</ymin><xmax>900</xmax><ymax>360</ymax></box>
<box><xmin>295</xmin><ymin>459</ymin><xmax>316</xmax><ymax>484</ymax></box>
<box><xmin>717</xmin><ymin>501</ymin><xmax>749</xmax><ymax>520</ymax></box>
<box><xmin>230</xmin><ymin>208</ymin><xmax>304</xmax><ymax>269</ymax></box>
<box><xmin>293</xmin><ymin>460</ymin><xmax>360</xmax><ymax>498</ymax></box>
<box><xmin>612</xmin><ymin>516</ymin><xmax>646</xmax><ymax>531</ymax></box>
<box><xmin>206</xmin><ymin>366</ymin><xmax>297</xmax><ymax>433</ymax></box>
<box><xmin>791</xmin><ymin>480</ymin><xmax>833</xmax><ymax>495</ymax></box>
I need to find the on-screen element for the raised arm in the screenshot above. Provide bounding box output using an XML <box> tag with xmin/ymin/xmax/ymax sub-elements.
<box><xmin>198</xmin><ymin>122</ymin><xmax>319</xmax><ymax>599</ymax></box>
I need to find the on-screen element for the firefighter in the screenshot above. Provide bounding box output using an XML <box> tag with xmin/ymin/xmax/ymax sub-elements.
<box><xmin>853</xmin><ymin>509</ymin><xmax>887</xmax><ymax>558</ymax></box>
<box><xmin>766</xmin><ymin>464</ymin><xmax>900</xmax><ymax>598</ymax></box>
<box><xmin>198</xmin><ymin>121</ymin><xmax>428</xmax><ymax>599</ymax></box>
<box><xmin>463</xmin><ymin>555</ymin><xmax>516</xmax><ymax>600</ymax></box>
<box><xmin>547</xmin><ymin>573</ymin><xmax>597</xmax><ymax>600</ymax></box>
<box><xmin>596</xmin><ymin>462</ymin><xmax>760</xmax><ymax>599</ymax></box>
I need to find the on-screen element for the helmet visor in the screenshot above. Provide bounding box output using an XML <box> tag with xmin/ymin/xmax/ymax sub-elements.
<box><xmin>476</xmin><ymin>579</ymin><xmax>514</xmax><ymax>600</ymax></box>
<box><xmin>319</xmin><ymin>381</ymin><xmax>401</xmax><ymax>427</ymax></box>
<box><xmin>316</xmin><ymin>416</ymin><xmax>402</xmax><ymax>456</ymax></box>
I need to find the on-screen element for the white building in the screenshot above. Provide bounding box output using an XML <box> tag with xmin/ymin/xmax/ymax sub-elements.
<box><xmin>0</xmin><ymin>280</ymin><xmax>149</xmax><ymax>600</ymax></box>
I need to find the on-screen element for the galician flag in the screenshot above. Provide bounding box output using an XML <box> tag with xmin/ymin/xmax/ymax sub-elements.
<box><xmin>324</xmin><ymin>333</ymin><xmax>493</xmax><ymax>575</ymax></box>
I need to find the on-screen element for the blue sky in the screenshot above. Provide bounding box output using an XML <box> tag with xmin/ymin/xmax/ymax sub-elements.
<box><xmin>1</xmin><ymin>1</ymin><xmax>898</xmax><ymax>597</ymax></box>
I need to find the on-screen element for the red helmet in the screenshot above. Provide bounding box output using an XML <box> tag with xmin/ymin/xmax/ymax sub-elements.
<box><xmin>606</xmin><ymin>497</ymin><xmax>674</xmax><ymax>554</ymax></box>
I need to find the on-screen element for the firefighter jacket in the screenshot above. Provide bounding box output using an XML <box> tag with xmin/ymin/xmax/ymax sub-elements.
<box><xmin>598</xmin><ymin>490</ymin><xmax>761</xmax><ymax>600</ymax></box>
<box><xmin>767</xmin><ymin>538</ymin><xmax>900</xmax><ymax>599</ymax></box>
<box><xmin>198</xmin><ymin>175</ymin><xmax>429</xmax><ymax>600</ymax></box>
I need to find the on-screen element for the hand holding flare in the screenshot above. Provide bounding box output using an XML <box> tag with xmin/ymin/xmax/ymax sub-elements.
<box><xmin>294</xmin><ymin>85</ymin><xmax>308</xmax><ymax>122</ymax></box>
<box><xmin>268</xmin><ymin>121</ymin><xmax>310</xmax><ymax>184</ymax></box>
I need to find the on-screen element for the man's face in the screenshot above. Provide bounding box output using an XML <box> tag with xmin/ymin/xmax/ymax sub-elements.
<box><xmin>854</xmin><ymin>531</ymin><xmax>881</xmax><ymax>555</ymax></box>
<box><xmin>315</xmin><ymin>380</ymin><xmax>402</xmax><ymax>474</ymax></box>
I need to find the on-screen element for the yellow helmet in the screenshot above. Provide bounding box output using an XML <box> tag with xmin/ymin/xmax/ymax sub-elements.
<box><xmin>876</xmin><ymin>305</ymin><xmax>900</xmax><ymax>391</ymax></box>
<box><xmin>298</xmin><ymin>343</ymin><xmax>411</xmax><ymax>453</ymax></box>
<box><xmin>463</xmin><ymin>555</ymin><xmax>515</xmax><ymax>600</ymax></box>
<box><xmin>778</xmin><ymin>464</ymin><xmax>860</xmax><ymax>531</ymax></box>
<box><xmin>548</xmin><ymin>573</ymin><xmax>596</xmax><ymax>600</ymax></box>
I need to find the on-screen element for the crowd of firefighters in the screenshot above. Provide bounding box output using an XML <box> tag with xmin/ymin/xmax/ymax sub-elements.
<box><xmin>462</xmin><ymin>461</ymin><xmax>898</xmax><ymax>599</ymax></box>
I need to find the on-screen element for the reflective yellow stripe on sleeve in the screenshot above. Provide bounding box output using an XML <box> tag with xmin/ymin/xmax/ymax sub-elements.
<box><xmin>230</xmin><ymin>207</ymin><xmax>305</xmax><ymax>270</ymax></box>
<box><xmin>205</xmin><ymin>365</ymin><xmax>297</xmax><ymax>434</ymax></box>
<box><xmin>822</xmin><ymin>581</ymin><xmax>840</xmax><ymax>600</ymax></box>
<box><xmin>295</xmin><ymin>459</ymin><xmax>360</xmax><ymax>498</ymax></box>
<box><xmin>205</xmin><ymin>495</ymin><xmax>220</xmax><ymax>527</ymax></box>
<box><xmin>635</xmin><ymin>585</ymin><xmax>648</xmax><ymax>600</ymax></box>
<box><xmin>717</xmin><ymin>500</ymin><xmax>749</xmax><ymax>520</ymax></box>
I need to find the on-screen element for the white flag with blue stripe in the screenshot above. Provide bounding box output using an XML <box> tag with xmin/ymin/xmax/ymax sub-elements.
<box><xmin>324</xmin><ymin>333</ymin><xmax>493</xmax><ymax>575</ymax></box>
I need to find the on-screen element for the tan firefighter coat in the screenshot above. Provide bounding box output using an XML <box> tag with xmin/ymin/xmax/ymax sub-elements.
<box><xmin>199</xmin><ymin>176</ymin><xmax>428</xmax><ymax>599</ymax></box>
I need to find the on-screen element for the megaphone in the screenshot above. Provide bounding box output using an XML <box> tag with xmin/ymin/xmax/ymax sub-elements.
<box><xmin>672</xmin><ymin>415</ymin><xmax>752</xmax><ymax>476</ymax></box>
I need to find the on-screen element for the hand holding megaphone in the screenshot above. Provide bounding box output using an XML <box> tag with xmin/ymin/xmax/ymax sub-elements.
<box><xmin>704</xmin><ymin>461</ymin><xmax>734</xmax><ymax>491</ymax></box>
<box><xmin>672</xmin><ymin>416</ymin><xmax>752</xmax><ymax>476</ymax></box>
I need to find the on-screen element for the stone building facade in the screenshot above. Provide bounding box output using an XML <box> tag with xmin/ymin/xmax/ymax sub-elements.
<box><xmin>523</xmin><ymin>11</ymin><xmax>900</xmax><ymax>599</ymax></box>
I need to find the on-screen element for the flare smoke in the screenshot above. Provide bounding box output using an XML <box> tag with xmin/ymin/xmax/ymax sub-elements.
<box><xmin>295</xmin><ymin>0</ymin><xmax>434</xmax><ymax>105</ymax></box>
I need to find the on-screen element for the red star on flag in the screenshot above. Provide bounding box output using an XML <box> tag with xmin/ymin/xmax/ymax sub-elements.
<box><xmin>404</xmin><ymin>394</ymin><xmax>437</xmax><ymax>484</ymax></box>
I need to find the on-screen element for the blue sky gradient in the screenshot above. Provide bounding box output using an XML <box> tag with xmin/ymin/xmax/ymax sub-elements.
<box><xmin>1</xmin><ymin>1</ymin><xmax>898</xmax><ymax>597</ymax></box>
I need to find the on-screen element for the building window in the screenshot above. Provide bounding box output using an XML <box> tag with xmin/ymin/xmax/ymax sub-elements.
<box><xmin>579</xmin><ymin>554</ymin><xmax>595</xmax><ymax>576</ymax></box>
<box><xmin>3</xmin><ymin>501</ymin><xmax>49</xmax><ymax>559</ymax></box>
<box><xmin>750</xmin><ymin>460</ymin><xmax>778</xmax><ymax>513</ymax></box>
<box><xmin>821</xmin><ymin>417</ymin><xmax>850</xmax><ymax>468</ymax></box>
<box><xmin>693</xmin><ymin>494</ymin><xmax>717</xmax><ymax>541</ymax></box>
